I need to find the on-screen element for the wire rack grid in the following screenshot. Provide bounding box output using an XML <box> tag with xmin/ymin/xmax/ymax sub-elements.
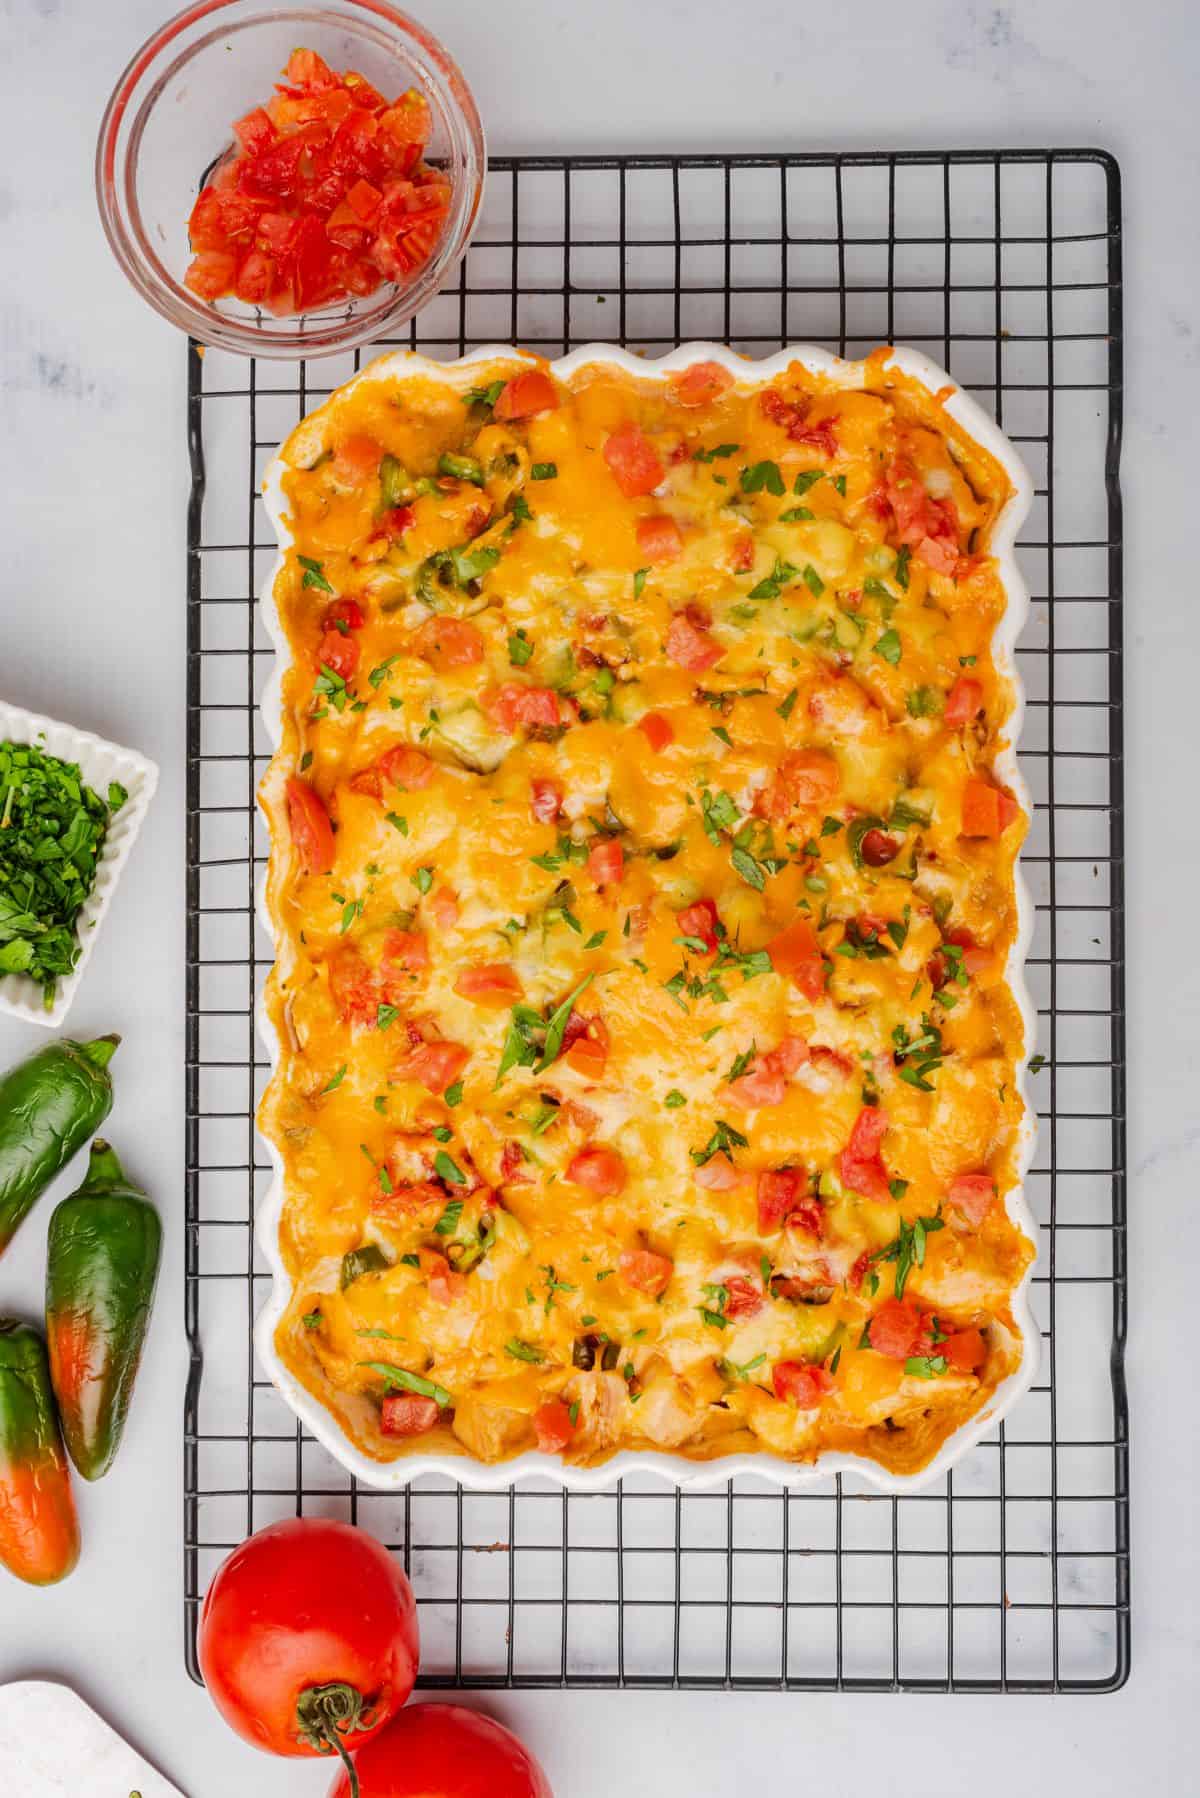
<box><xmin>184</xmin><ymin>149</ymin><xmax>1127</xmax><ymax>1693</ymax></box>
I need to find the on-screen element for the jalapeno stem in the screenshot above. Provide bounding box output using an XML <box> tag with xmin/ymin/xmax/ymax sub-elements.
<box><xmin>79</xmin><ymin>1035</ymin><xmax>120</xmax><ymax>1071</ymax></box>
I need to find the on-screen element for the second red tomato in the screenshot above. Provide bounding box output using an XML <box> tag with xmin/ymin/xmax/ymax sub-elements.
<box><xmin>327</xmin><ymin>1702</ymin><xmax>553</xmax><ymax>1797</ymax></box>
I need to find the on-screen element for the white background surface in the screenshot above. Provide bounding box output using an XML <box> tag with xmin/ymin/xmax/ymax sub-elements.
<box><xmin>1</xmin><ymin>0</ymin><xmax>1197</xmax><ymax>1791</ymax></box>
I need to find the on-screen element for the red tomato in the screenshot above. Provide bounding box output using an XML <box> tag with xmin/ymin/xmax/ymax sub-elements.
<box><xmin>729</xmin><ymin>1068</ymin><xmax>787</xmax><ymax>1109</ymax></box>
<box><xmin>866</xmin><ymin>1298</ymin><xmax>926</xmax><ymax>1360</ymax></box>
<box><xmin>779</xmin><ymin>749</ymin><xmax>841</xmax><ymax>808</ymax></box>
<box><xmin>947</xmin><ymin>1172</ymin><xmax>996</xmax><ymax>1226</ymax></box>
<box><xmin>494</xmin><ymin>370</ymin><xmax>559</xmax><ymax>420</ymax></box>
<box><xmin>839</xmin><ymin>1107</ymin><xmax>892</xmax><ymax>1203</ymax></box>
<box><xmin>723</xmin><ymin>1276</ymin><xmax>764</xmax><ymax>1320</ymax></box>
<box><xmin>377</xmin><ymin>745</ymin><xmax>435</xmax><ymax>790</ymax></box>
<box><xmin>286</xmin><ymin>777</ymin><xmax>335</xmax><ymax>875</ymax></box>
<box><xmin>756</xmin><ymin>1167</ymin><xmax>806</xmax><ymax>1233</ymax></box>
<box><xmin>942</xmin><ymin>1328</ymin><xmax>987</xmax><ymax>1373</ymax></box>
<box><xmin>326</xmin><ymin>1703</ymin><xmax>553</xmax><ymax>1798</ymax></box>
<box><xmin>768</xmin><ymin>1034</ymin><xmax>808</xmax><ymax>1076</ymax></box>
<box><xmin>567</xmin><ymin>1146</ymin><xmax>628</xmax><ymax>1196</ymax></box>
<box><xmin>637</xmin><ymin>711</ymin><xmax>674</xmax><ymax>752</ymax></box>
<box><xmin>533</xmin><ymin>1401</ymin><xmax>576</xmax><ymax>1453</ymax></box>
<box><xmin>846</xmin><ymin>1107</ymin><xmax>887</xmax><ymax>1162</ymax></box>
<box><xmin>484</xmin><ymin>684</ymin><xmax>565</xmax><ymax>733</ymax></box>
<box><xmin>379</xmin><ymin>89</ymin><xmax>433</xmax><ymax>148</ymax></box>
<box><xmin>766</xmin><ymin>918</ymin><xmax>825</xmax><ymax>1001</ymax></box>
<box><xmin>665</xmin><ymin>612</ymin><xmax>723</xmax><ymax>671</ymax></box>
<box><xmin>586</xmin><ymin>838</ymin><xmax>624</xmax><ymax>887</ymax></box>
<box><xmin>859</xmin><ymin>827</ymin><xmax>901</xmax><ymax>867</ymax></box>
<box><xmin>198</xmin><ymin>1518</ymin><xmax>418</xmax><ymax>1774</ymax></box>
<box><xmin>234</xmin><ymin>107</ymin><xmax>277</xmax><ymax>155</ymax></box>
<box><xmin>563</xmin><ymin>1015</ymin><xmax>609</xmax><ymax>1081</ymax></box>
<box><xmin>917</xmin><ymin>533</ymin><xmax>960</xmax><ymax>576</ymax></box>
<box><xmin>943</xmin><ymin>675</ymin><xmax>983</xmax><ymax>726</ymax></box>
<box><xmin>961</xmin><ymin>775</ymin><xmax>1020</xmax><ymax>839</ymax></box>
<box><xmin>411</xmin><ymin>616</ymin><xmax>484</xmax><ymax>668</ymax></box>
<box><xmin>603</xmin><ymin>423</ymin><xmax>665</xmax><ymax>497</ymax></box>
<box><xmin>185</xmin><ymin>250</ymin><xmax>238</xmax><ymax>300</ymax></box>
<box><xmin>234</xmin><ymin>248</ymin><xmax>277</xmax><ymax>303</ymax></box>
<box><xmin>618</xmin><ymin>1246</ymin><xmax>672</xmax><ymax>1294</ymax></box>
<box><xmin>420</xmin><ymin>1249</ymin><xmax>466</xmax><ymax>1306</ymax></box>
<box><xmin>636</xmin><ymin>514</ymin><xmax>683</xmax><ymax>564</ymax></box>
<box><xmin>381</xmin><ymin>929</ymin><xmax>428</xmax><ymax>973</ymax></box>
<box><xmin>454</xmin><ymin>964</ymin><xmax>523</xmax><ymax>1007</ymax></box>
<box><xmin>187</xmin><ymin>55</ymin><xmax>446</xmax><ymax>313</ymax></box>
<box><xmin>394</xmin><ymin>1040</ymin><xmax>469</xmax><ymax>1095</ymax></box>
<box><xmin>773</xmin><ymin>1362</ymin><xmax>834</xmax><ymax>1407</ymax></box>
<box><xmin>318</xmin><ymin>627</ymin><xmax>360</xmax><ymax>681</ymax></box>
<box><xmin>676</xmin><ymin>898</ymin><xmax>720</xmax><ymax>954</ymax></box>
<box><xmin>324</xmin><ymin>598</ymin><xmax>365</xmax><ymax>631</ymax></box>
<box><xmin>669</xmin><ymin>360</ymin><xmax>734</xmax><ymax>407</ymax></box>
<box><xmin>380</xmin><ymin>1394</ymin><xmax>440</xmax><ymax>1436</ymax></box>
<box><xmin>530</xmin><ymin>779</ymin><xmax>563</xmax><ymax>823</ymax></box>
<box><xmin>285</xmin><ymin>47</ymin><xmax>339</xmax><ymax>89</ymax></box>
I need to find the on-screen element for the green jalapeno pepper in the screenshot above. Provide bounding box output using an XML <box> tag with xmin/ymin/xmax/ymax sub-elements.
<box><xmin>0</xmin><ymin>1321</ymin><xmax>80</xmax><ymax>1584</ymax></box>
<box><xmin>0</xmin><ymin>1035</ymin><xmax>119</xmax><ymax>1259</ymax></box>
<box><xmin>45</xmin><ymin>1140</ymin><xmax>161</xmax><ymax>1481</ymax></box>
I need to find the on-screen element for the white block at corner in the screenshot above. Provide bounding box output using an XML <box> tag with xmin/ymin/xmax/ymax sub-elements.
<box><xmin>0</xmin><ymin>1681</ymin><xmax>186</xmax><ymax>1795</ymax></box>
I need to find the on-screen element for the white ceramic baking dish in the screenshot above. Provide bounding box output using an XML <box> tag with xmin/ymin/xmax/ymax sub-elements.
<box><xmin>254</xmin><ymin>342</ymin><xmax>1038</xmax><ymax>1495</ymax></box>
<box><xmin>0</xmin><ymin>700</ymin><xmax>158</xmax><ymax>1028</ymax></box>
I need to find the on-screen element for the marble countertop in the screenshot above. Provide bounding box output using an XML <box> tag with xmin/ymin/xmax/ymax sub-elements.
<box><xmin>1</xmin><ymin>0</ymin><xmax>1196</xmax><ymax>1791</ymax></box>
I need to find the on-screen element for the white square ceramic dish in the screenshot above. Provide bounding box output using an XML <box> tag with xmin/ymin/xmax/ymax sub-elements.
<box><xmin>0</xmin><ymin>701</ymin><xmax>158</xmax><ymax>1028</ymax></box>
<box><xmin>254</xmin><ymin>342</ymin><xmax>1038</xmax><ymax>1496</ymax></box>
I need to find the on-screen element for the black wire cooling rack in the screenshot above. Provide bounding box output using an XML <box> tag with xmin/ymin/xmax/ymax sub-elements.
<box><xmin>184</xmin><ymin>149</ymin><xmax>1128</xmax><ymax>1692</ymax></box>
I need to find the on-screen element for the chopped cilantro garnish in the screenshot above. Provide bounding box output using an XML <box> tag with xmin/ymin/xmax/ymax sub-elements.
<box><xmin>905</xmin><ymin>1355</ymin><xmax>948</xmax><ymax>1379</ymax></box>
<box><xmin>740</xmin><ymin>460</ymin><xmax>785</xmax><ymax>496</ymax></box>
<box><xmin>690</xmin><ymin>1119</ymin><xmax>749</xmax><ymax>1167</ymax></box>
<box><xmin>361</xmin><ymin>1361</ymin><xmax>453</xmax><ymax>1407</ymax></box>
<box><xmin>873</xmin><ymin>628</ymin><xmax>903</xmax><ymax>666</ymax></box>
<box><xmin>298</xmin><ymin>554</ymin><xmax>333</xmax><ymax>593</ymax></box>
<box><xmin>871</xmin><ymin>1211</ymin><xmax>944</xmax><ymax>1299</ymax></box>
<box><xmin>0</xmin><ymin>740</ymin><xmax>119</xmax><ymax>1002</ymax></box>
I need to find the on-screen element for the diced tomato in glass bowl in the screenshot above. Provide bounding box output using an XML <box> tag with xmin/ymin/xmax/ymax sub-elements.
<box><xmin>184</xmin><ymin>48</ymin><xmax>455</xmax><ymax>317</ymax></box>
<box><xmin>96</xmin><ymin>1</ymin><xmax>485</xmax><ymax>360</ymax></box>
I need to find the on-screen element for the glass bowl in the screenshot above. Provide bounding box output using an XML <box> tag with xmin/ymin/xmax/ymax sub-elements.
<box><xmin>96</xmin><ymin>0</ymin><xmax>485</xmax><ymax>359</ymax></box>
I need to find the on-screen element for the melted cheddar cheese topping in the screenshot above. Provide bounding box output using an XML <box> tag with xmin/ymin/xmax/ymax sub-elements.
<box><xmin>260</xmin><ymin>351</ymin><xmax>1034</xmax><ymax>1477</ymax></box>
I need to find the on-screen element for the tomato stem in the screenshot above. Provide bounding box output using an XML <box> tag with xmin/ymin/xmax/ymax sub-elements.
<box><xmin>296</xmin><ymin>1682</ymin><xmax>375</xmax><ymax>1798</ymax></box>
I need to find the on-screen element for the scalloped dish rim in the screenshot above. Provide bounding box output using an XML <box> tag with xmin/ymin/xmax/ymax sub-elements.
<box><xmin>252</xmin><ymin>340</ymin><xmax>1039</xmax><ymax>1495</ymax></box>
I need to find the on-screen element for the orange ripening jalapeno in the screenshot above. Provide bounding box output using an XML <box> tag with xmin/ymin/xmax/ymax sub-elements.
<box><xmin>0</xmin><ymin>1321</ymin><xmax>80</xmax><ymax>1586</ymax></box>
